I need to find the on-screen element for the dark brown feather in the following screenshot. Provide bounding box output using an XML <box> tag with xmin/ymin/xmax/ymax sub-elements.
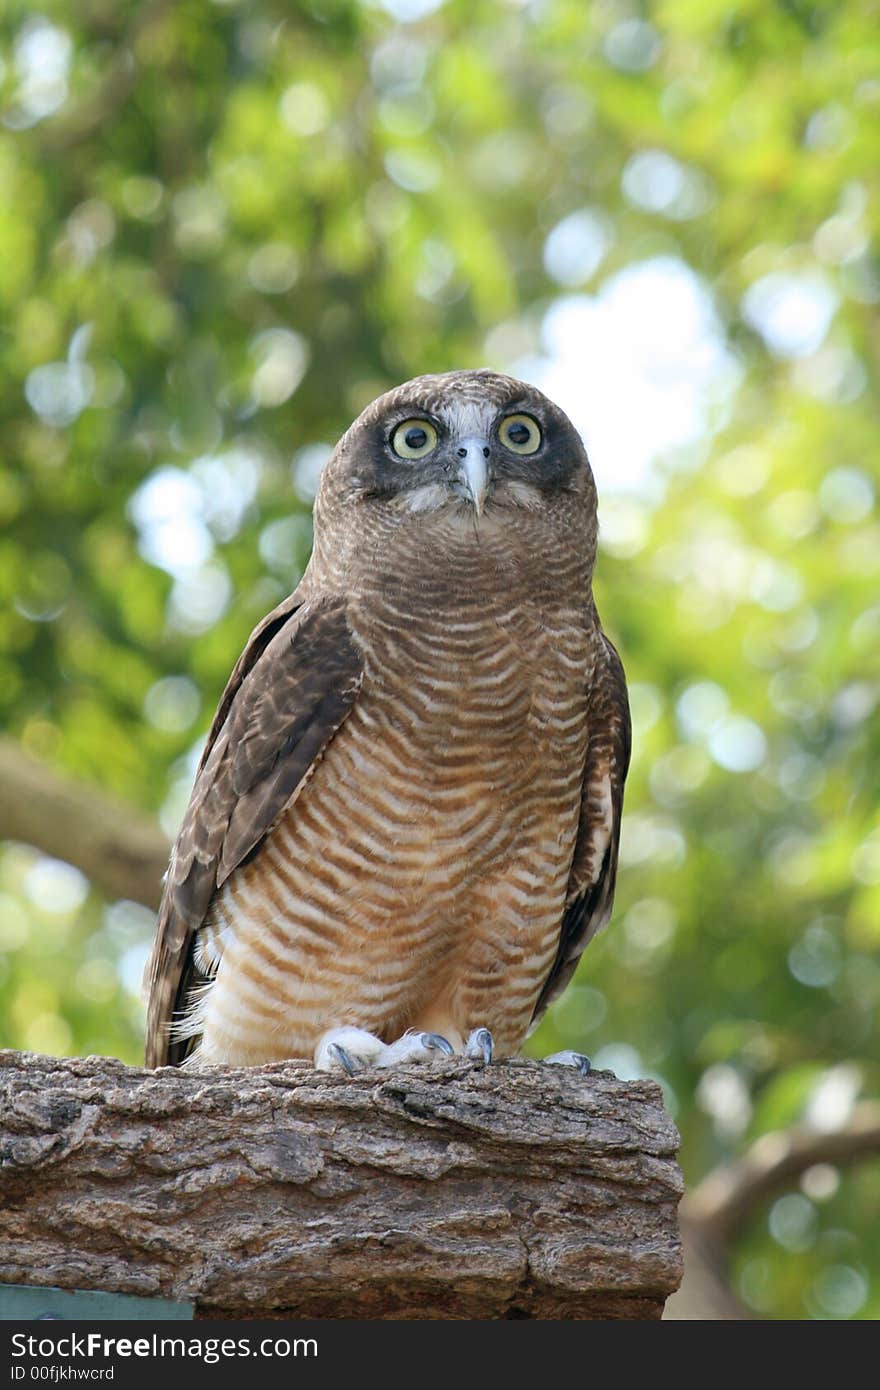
<box><xmin>530</xmin><ymin>628</ymin><xmax>631</xmax><ymax>1029</ymax></box>
<box><xmin>144</xmin><ymin>592</ymin><xmax>363</xmax><ymax>1066</ymax></box>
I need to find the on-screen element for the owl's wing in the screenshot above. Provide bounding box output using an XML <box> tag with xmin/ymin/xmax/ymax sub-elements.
<box><xmin>144</xmin><ymin>590</ymin><xmax>363</xmax><ymax>1066</ymax></box>
<box><xmin>529</xmin><ymin>628</ymin><xmax>631</xmax><ymax>1032</ymax></box>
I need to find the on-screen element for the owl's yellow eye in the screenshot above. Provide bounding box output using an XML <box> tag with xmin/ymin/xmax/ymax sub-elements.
<box><xmin>391</xmin><ymin>419</ymin><xmax>438</xmax><ymax>459</ymax></box>
<box><xmin>499</xmin><ymin>414</ymin><xmax>541</xmax><ymax>454</ymax></box>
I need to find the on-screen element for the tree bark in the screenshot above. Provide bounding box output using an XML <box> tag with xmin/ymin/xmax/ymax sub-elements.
<box><xmin>0</xmin><ymin>1050</ymin><xmax>683</xmax><ymax>1320</ymax></box>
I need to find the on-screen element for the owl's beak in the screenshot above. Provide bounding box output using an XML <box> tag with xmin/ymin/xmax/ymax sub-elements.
<box><xmin>455</xmin><ymin>439</ymin><xmax>490</xmax><ymax>515</ymax></box>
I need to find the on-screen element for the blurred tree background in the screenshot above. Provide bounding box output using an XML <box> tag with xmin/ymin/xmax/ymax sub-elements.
<box><xmin>1</xmin><ymin>0</ymin><xmax>878</xmax><ymax>1320</ymax></box>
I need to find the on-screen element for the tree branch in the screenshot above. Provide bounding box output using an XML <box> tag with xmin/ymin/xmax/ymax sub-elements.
<box><xmin>0</xmin><ymin>737</ymin><xmax>168</xmax><ymax>911</ymax></box>
<box><xmin>0</xmin><ymin>1051</ymin><xmax>684</xmax><ymax>1320</ymax></box>
<box><xmin>684</xmin><ymin>1101</ymin><xmax>880</xmax><ymax>1245</ymax></box>
<box><xmin>664</xmin><ymin>1102</ymin><xmax>880</xmax><ymax>1319</ymax></box>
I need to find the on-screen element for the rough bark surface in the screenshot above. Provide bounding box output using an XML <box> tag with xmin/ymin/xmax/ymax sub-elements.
<box><xmin>0</xmin><ymin>1051</ymin><xmax>683</xmax><ymax>1320</ymax></box>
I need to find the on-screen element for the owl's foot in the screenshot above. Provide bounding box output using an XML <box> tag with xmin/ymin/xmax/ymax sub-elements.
<box><xmin>465</xmin><ymin>1027</ymin><xmax>494</xmax><ymax>1064</ymax></box>
<box><xmin>378</xmin><ymin>1030</ymin><xmax>455</xmax><ymax>1067</ymax></box>
<box><xmin>544</xmin><ymin>1049</ymin><xmax>592</xmax><ymax>1076</ymax></box>
<box><xmin>314</xmin><ymin>1026</ymin><xmax>454</xmax><ymax>1073</ymax></box>
<box><xmin>315</xmin><ymin>1026</ymin><xmax>386</xmax><ymax>1074</ymax></box>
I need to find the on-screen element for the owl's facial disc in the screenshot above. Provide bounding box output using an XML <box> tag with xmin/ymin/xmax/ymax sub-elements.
<box><xmin>361</xmin><ymin>383</ymin><xmax>587</xmax><ymax>522</ymax></box>
<box><xmin>386</xmin><ymin>413</ymin><xmax>493</xmax><ymax>516</ymax></box>
<box><xmin>385</xmin><ymin>407</ymin><xmax>542</xmax><ymax>518</ymax></box>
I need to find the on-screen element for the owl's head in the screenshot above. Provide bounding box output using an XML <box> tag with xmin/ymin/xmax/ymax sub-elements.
<box><xmin>315</xmin><ymin>369</ymin><xmax>597</xmax><ymax>534</ymax></box>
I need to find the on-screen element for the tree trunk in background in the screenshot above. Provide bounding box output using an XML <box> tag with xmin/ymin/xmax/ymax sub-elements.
<box><xmin>0</xmin><ymin>738</ymin><xmax>169</xmax><ymax>912</ymax></box>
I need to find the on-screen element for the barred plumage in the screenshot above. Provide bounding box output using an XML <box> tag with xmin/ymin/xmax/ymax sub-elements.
<box><xmin>145</xmin><ymin>370</ymin><xmax>630</xmax><ymax>1071</ymax></box>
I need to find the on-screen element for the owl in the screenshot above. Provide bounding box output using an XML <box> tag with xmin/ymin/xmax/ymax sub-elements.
<box><xmin>145</xmin><ymin>370</ymin><xmax>630</xmax><ymax>1074</ymax></box>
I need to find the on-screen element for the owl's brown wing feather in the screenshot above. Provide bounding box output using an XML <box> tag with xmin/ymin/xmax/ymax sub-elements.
<box><xmin>529</xmin><ymin>628</ymin><xmax>631</xmax><ymax>1031</ymax></box>
<box><xmin>144</xmin><ymin>591</ymin><xmax>363</xmax><ymax>1066</ymax></box>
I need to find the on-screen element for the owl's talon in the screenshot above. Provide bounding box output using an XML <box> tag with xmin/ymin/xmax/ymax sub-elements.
<box><xmin>327</xmin><ymin>1042</ymin><xmax>361</xmax><ymax>1075</ymax></box>
<box><xmin>545</xmin><ymin>1049</ymin><xmax>591</xmax><ymax>1076</ymax></box>
<box><xmin>378</xmin><ymin>1030</ymin><xmax>454</xmax><ymax>1066</ymax></box>
<box><xmin>466</xmin><ymin>1027</ymin><xmax>494</xmax><ymax>1064</ymax></box>
<box><xmin>315</xmin><ymin>1026</ymin><xmax>388</xmax><ymax>1072</ymax></box>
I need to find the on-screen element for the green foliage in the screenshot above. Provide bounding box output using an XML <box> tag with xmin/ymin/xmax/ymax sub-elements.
<box><xmin>1</xmin><ymin>0</ymin><xmax>878</xmax><ymax>1318</ymax></box>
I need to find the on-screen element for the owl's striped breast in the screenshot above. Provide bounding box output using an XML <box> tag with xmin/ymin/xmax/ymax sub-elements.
<box><xmin>187</xmin><ymin>571</ymin><xmax>592</xmax><ymax>1066</ymax></box>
